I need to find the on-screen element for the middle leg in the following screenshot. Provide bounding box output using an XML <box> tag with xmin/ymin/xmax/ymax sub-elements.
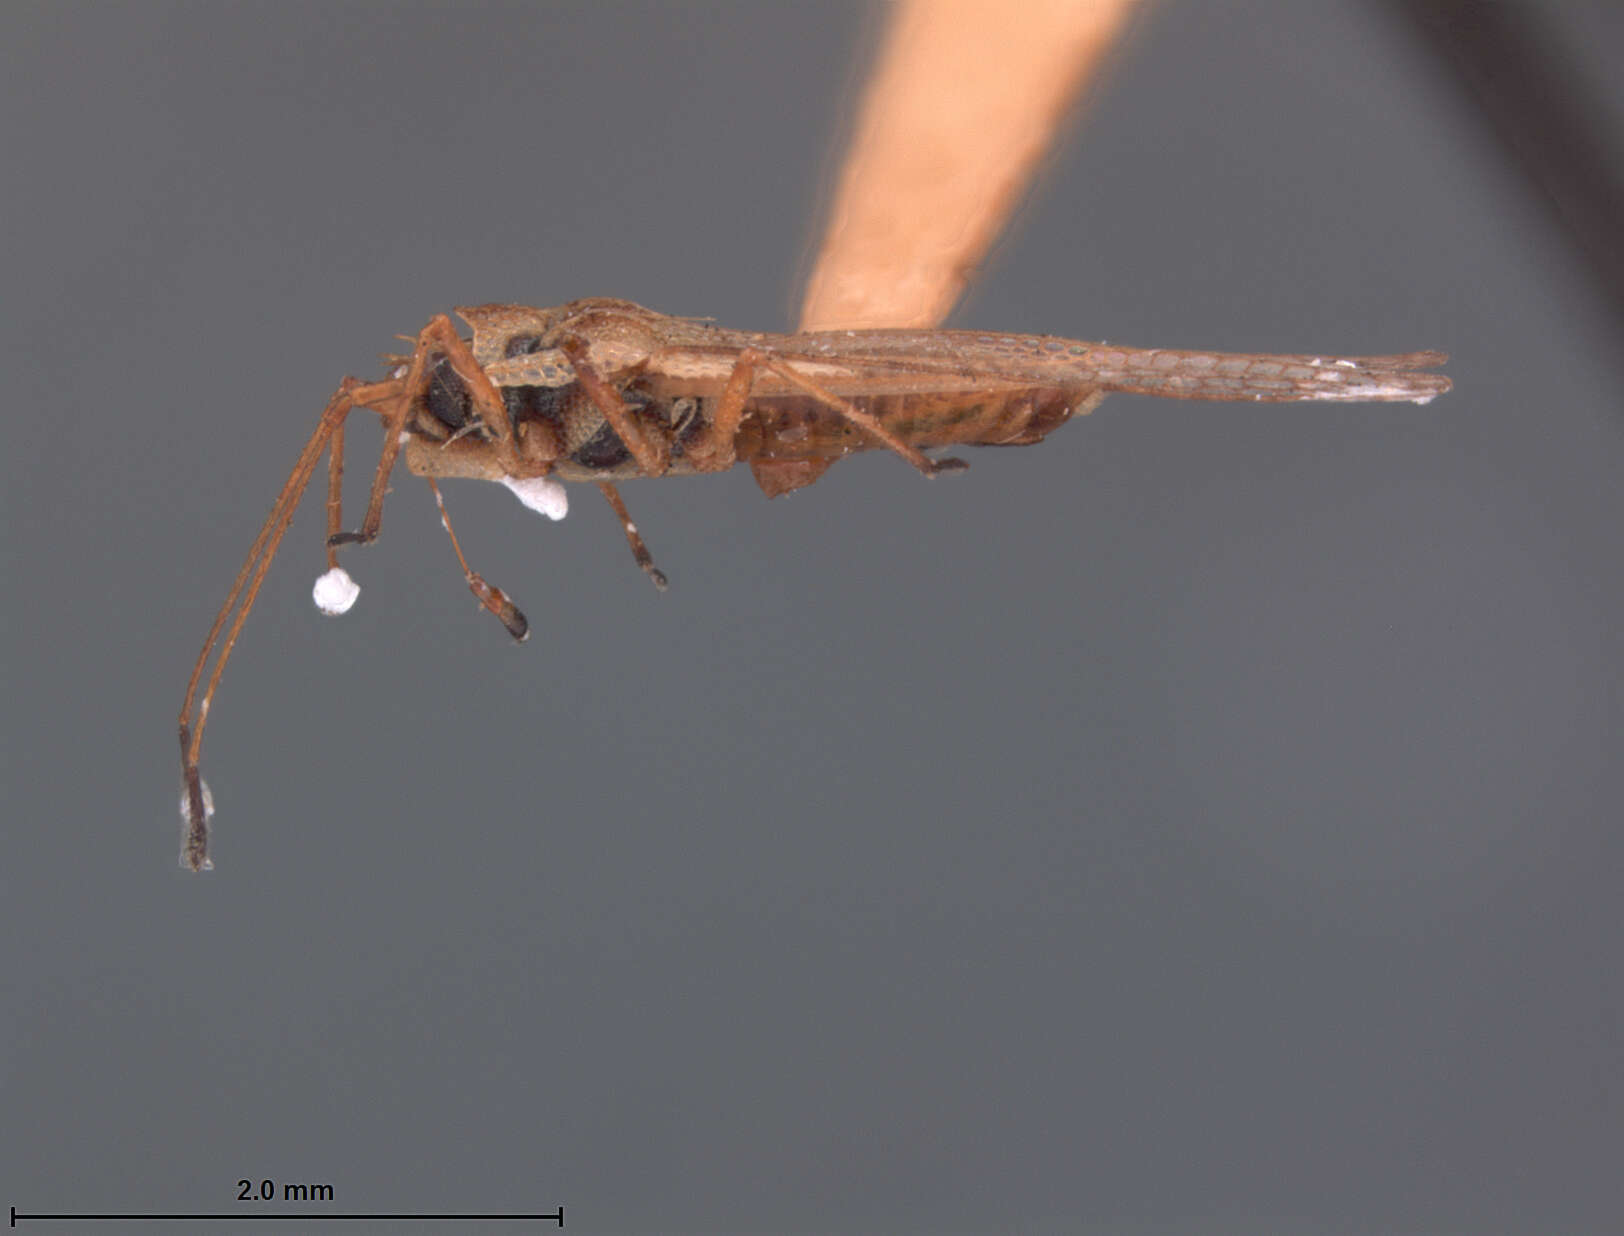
<box><xmin>426</xmin><ymin>478</ymin><xmax>530</xmax><ymax>642</ymax></box>
<box><xmin>597</xmin><ymin>482</ymin><xmax>668</xmax><ymax>591</ymax></box>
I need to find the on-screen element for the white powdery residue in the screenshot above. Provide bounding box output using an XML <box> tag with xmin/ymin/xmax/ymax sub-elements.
<box><xmin>179</xmin><ymin>777</ymin><xmax>216</xmax><ymax>870</ymax></box>
<box><xmin>398</xmin><ymin>430</ymin><xmax>411</xmax><ymax>444</ymax></box>
<box><xmin>313</xmin><ymin>566</ymin><xmax>361</xmax><ymax>615</ymax></box>
<box><xmin>178</xmin><ymin>778</ymin><xmax>215</xmax><ymax>825</ymax></box>
<box><xmin>1335</xmin><ymin>359</ymin><xmax>1357</xmax><ymax>368</ymax></box>
<box><xmin>392</xmin><ymin>364</ymin><xmax>408</xmax><ymax>379</ymax></box>
<box><xmin>502</xmin><ymin>475</ymin><xmax>569</xmax><ymax>521</ymax></box>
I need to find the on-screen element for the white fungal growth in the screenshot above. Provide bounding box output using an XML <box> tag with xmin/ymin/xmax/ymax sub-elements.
<box><xmin>179</xmin><ymin>778</ymin><xmax>214</xmax><ymax>823</ymax></box>
<box><xmin>501</xmin><ymin>475</ymin><xmax>569</xmax><ymax>521</ymax></box>
<box><xmin>178</xmin><ymin>778</ymin><xmax>215</xmax><ymax>871</ymax></box>
<box><xmin>313</xmin><ymin>566</ymin><xmax>360</xmax><ymax>615</ymax></box>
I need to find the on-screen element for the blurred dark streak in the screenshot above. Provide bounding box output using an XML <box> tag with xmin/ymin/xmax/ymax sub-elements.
<box><xmin>1382</xmin><ymin>0</ymin><xmax>1624</xmax><ymax>337</ymax></box>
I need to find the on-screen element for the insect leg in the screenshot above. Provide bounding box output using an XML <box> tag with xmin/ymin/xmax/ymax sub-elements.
<box><xmin>426</xmin><ymin>479</ymin><xmax>529</xmax><ymax>641</ymax></box>
<box><xmin>323</xmin><ymin>415</ymin><xmax>345</xmax><ymax>568</ymax></box>
<box><xmin>324</xmin><ymin>391</ymin><xmax>409</xmax><ymax>549</ymax></box>
<box><xmin>179</xmin><ymin>375</ymin><xmax>397</xmax><ymax>871</ymax></box>
<box><xmin>678</xmin><ymin>347</ymin><xmax>757</xmax><ymax>472</ymax></box>
<box><xmin>763</xmin><ymin>351</ymin><xmax>969</xmax><ymax>476</ymax></box>
<box><xmin>558</xmin><ymin>335</ymin><xmax>672</xmax><ymax>477</ymax></box>
<box><xmin>597</xmin><ymin>482</ymin><xmax>668</xmax><ymax>591</ymax></box>
<box><xmin>703</xmin><ymin>348</ymin><xmax>969</xmax><ymax>479</ymax></box>
<box><xmin>416</xmin><ymin>314</ymin><xmax>528</xmax><ymax>471</ymax></box>
<box><xmin>329</xmin><ymin>314</ymin><xmax>530</xmax><ymax>550</ymax></box>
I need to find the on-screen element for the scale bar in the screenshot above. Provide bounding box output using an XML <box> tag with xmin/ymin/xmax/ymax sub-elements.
<box><xmin>12</xmin><ymin>1209</ymin><xmax>562</xmax><ymax>1226</ymax></box>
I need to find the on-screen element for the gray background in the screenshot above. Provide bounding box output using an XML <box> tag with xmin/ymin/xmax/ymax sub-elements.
<box><xmin>4</xmin><ymin>3</ymin><xmax>1621</xmax><ymax>1233</ymax></box>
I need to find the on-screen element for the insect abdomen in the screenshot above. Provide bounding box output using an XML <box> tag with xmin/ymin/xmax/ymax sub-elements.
<box><xmin>738</xmin><ymin>387</ymin><xmax>1092</xmax><ymax>462</ymax></box>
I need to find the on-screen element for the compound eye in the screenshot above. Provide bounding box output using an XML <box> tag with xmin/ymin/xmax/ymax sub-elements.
<box><xmin>423</xmin><ymin>353</ymin><xmax>472</xmax><ymax>431</ymax></box>
<box><xmin>571</xmin><ymin>420</ymin><xmax>632</xmax><ymax>470</ymax></box>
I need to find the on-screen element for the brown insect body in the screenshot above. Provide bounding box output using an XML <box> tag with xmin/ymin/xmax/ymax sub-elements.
<box><xmin>413</xmin><ymin>298</ymin><xmax>1448</xmax><ymax>494</ymax></box>
<box><xmin>406</xmin><ymin>299</ymin><xmax>1104</xmax><ymax>493</ymax></box>
<box><xmin>177</xmin><ymin>297</ymin><xmax>1449</xmax><ymax>871</ymax></box>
